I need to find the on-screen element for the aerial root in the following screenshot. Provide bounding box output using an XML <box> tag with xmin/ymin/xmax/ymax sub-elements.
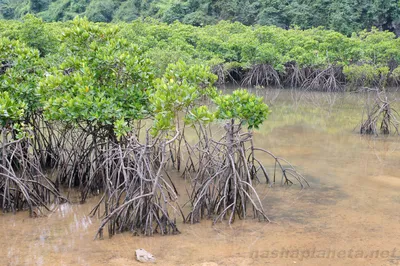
<box><xmin>93</xmin><ymin>132</ymin><xmax>182</xmax><ymax>238</ymax></box>
<box><xmin>0</xmin><ymin>128</ymin><xmax>65</xmax><ymax>216</ymax></box>
<box><xmin>184</xmin><ymin>121</ymin><xmax>308</xmax><ymax>225</ymax></box>
<box><xmin>360</xmin><ymin>88</ymin><xmax>399</xmax><ymax>135</ymax></box>
<box><xmin>242</xmin><ymin>64</ymin><xmax>281</xmax><ymax>87</ymax></box>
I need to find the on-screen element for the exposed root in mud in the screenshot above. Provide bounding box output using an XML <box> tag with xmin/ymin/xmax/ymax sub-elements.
<box><xmin>93</xmin><ymin>132</ymin><xmax>182</xmax><ymax>238</ymax></box>
<box><xmin>51</xmin><ymin>128</ymin><xmax>100</xmax><ymax>201</ymax></box>
<box><xmin>220</xmin><ymin>64</ymin><xmax>345</xmax><ymax>92</ymax></box>
<box><xmin>29</xmin><ymin>117</ymin><xmax>69</xmax><ymax>170</ymax></box>
<box><xmin>0</xmin><ymin>129</ymin><xmax>64</xmax><ymax>216</ymax></box>
<box><xmin>360</xmin><ymin>88</ymin><xmax>400</xmax><ymax>135</ymax></box>
<box><xmin>282</xmin><ymin>63</ymin><xmax>306</xmax><ymax>88</ymax></box>
<box><xmin>212</xmin><ymin>64</ymin><xmax>242</xmax><ymax>85</ymax></box>
<box><xmin>45</xmin><ymin>125</ymin><xmax>126</xmax><ymax>203</ymax></box>
<box><xmin>242</xmin><ymin>64</ymin><xmax>281</xmax><ymax>87</ymax></box>
<box><xmin>212</xmin><ymin>64</ymin><xmax>230</xmax><ymax>85</ymax></box>
<box><xmin>212</xmin><ymin>62</ymin><xmax>383</xmax><ymax>92</ymax></box>
<box><xmin>302</xmin><ymin>66</ymin><xmax>344</xmax><ymax>92</ymax></box>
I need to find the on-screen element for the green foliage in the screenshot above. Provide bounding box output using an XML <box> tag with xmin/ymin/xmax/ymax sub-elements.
<box><xmin>185</xmin><ymin>105</ymin><xmax>215</xmax><ymax>126</ymax></box>
<box><xmin>0</xmin><ymin>17</ymin><xmax>399</xmax><ymax>138</ymax></box>
<box><xmin>0</xmin><ymin>36</ymin><xmax>39</xmax><ymax>62</ymax></box>
<box><xmin>85</xmin><ymin>0</ymin><xmax>116</xmax><ymax>23</ymax></box>
<box><xmin>144</xmin><ymin>46</ymin><xmax>196</xmax><ymax>78</ymax></box>
<box><xmin>343</xmin><ymin>64</ymin><xmax>390</xmax><ymax>87</ymax></box>
<box><xmin>40</xmin><ymin>0</ymin><xmax>87</xmax><ymax>21</ymax></box>
<box><xmin>12</xmin><ymin>122</ymin><xmax>33</xmax><ymax>139</ymax></box>
<box><xmin>30</xmin><ymin>0</ymin><xmax>51</xmax><ymax>13</ymax></box>
<box><xmin>150</xmin><ymin>78</ymin><xmax>197</xmax><ymax>134</ymax></box>
<box><xmin>392</xmin><ymin>66</ymin><xmax>400</xmax><ymax>83</ymax></box>
<box><xmin>0</xmin><ymin>36</ymin><xmax>43</xmax><ymax>120</ymax></box>
<box><xmin>40</xmin><ymin>17</ymin><xmax>153</xmax><ymax>133</ymax></box>
<box><xmin>163</xmin><ymin>60</ymin><xmax>218</xmax><ymax>92</ymax></box>
<box><xmin>0</xmin><ymin>37</ymin><xmax>36</xmax><ymax>135</ymax></box>
<box><xmin>113</xmin><ymin>0</ymin><xmax>142</xmax><ymax>22</ymax></box>
<box><xmin>150</xmin><ymin>60</ymin><xmax>217</xmax><ymax>135</ymax></box>
<box><xmin>115</xmin><ymin>19</ymin><xmax>400</xmax><ymax>87</ymax></box>
<box><xmin>18</xmin><ymin>14</ymin><xmax>57</xmax><ymax>56</ymax></box>
<box><xmin>214</xmin><ymin>89</ymin><xmax>270</xmax><ymax>129</ymax></box>
<box><xmin>1</xmin><ymin>18</ymin><xmax>400</xmax><ymax>92</ymax></box>
<box><xmin>114</xmin><ymin>118</ymin><xmax>131</xmax><ymax>140</ymax></box>
<box><xmin>0</xmin><ymin>91</ymin><xmax>26</xmax><ymax>127</ymax></box>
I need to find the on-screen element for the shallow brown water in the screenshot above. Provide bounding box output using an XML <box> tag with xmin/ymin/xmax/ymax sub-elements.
<box><xmin>2</xmin><ymin>90</ymin><xmax>400</xmax><ymax>266</ymax></box>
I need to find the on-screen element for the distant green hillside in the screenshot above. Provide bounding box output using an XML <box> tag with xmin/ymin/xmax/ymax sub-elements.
<box><xmin>1</xmin><ymin>0</ymin><xmax>399</xmax><ymax>36</ymax></box>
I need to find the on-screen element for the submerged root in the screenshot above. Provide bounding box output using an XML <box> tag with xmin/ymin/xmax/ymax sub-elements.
<box><xmin>249</xmin><ymin>147</ymin><xmax>309</xmax><ymax>188</ymax></box>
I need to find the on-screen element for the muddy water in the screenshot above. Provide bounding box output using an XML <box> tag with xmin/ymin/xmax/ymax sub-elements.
<box><xmin>2</xmin><ymin>90</ymin><xmax>400</xmax><ymax>266</ymax></box>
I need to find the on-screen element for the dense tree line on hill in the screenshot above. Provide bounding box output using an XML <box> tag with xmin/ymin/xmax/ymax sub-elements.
<box><xmin>1</xmin><ymin>0</ymin><xmax>399</xmax><ymax>36</ymax></box>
